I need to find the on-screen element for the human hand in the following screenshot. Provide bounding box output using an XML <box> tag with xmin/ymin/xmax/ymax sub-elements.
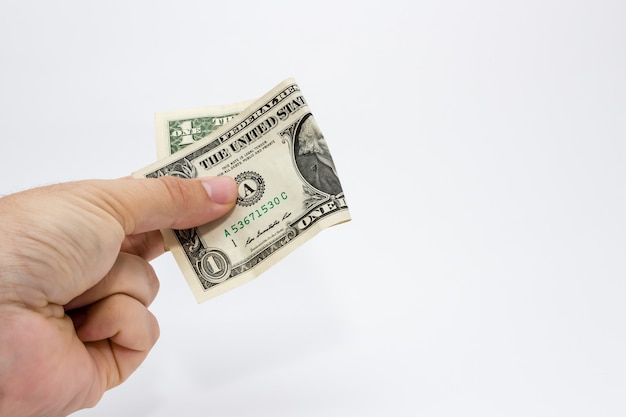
<box><xmin>0</xmin><ymin>176</ymin><xmax>237</xmax><ymax>417</ymax></box>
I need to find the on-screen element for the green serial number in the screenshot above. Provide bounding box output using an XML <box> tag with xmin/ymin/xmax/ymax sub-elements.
<box><xmin>224</xmin><ymin>192</ymin><xmax>288</xmax><ymax>238</ymax></box>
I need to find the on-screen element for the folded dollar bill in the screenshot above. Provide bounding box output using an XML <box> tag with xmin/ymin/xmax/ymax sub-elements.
<box><xmin>155</xmin><ymin>99</ymin><xmax>253</xmax><ymax>159</ymax></box>
<box><xmin>134</xmin><ymin>78</ymin><xmax>351</xmax><ymax>302</ymax></box>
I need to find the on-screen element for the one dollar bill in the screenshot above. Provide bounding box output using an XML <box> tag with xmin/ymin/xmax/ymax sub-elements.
<box><xmin>135</xmin><ymin>78</ymin><xmax>351</xmax><ymax>302</ymax></box>
<box><xmin>155</xmin><ymin>99</ymin><xmax>252</xmax><ymax>159</ymax></box>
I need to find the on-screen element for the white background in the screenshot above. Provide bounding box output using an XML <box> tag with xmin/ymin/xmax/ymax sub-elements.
<box><xmin>1</xmin><ymin>1</ymin><xmax>625</xmax><ymax>416</ymax></box>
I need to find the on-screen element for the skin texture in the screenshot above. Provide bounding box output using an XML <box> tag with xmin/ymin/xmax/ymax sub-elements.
<box><xmin>0</xmin><ymin>175</ymin><xmax>237</xmax><ymax>417</ymax></box>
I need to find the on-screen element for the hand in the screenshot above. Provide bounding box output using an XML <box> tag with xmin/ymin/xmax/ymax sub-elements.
<box><xmin>0</xmin><ymin>176</ymin><xmax>237</xmax><ymax>417</ymax></box>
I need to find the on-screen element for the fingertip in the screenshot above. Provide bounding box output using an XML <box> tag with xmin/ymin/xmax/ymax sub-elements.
<box><xmin>200</xmin><ymin>176</ymin><xmax>238</xmax><ymax>205</ymax></box>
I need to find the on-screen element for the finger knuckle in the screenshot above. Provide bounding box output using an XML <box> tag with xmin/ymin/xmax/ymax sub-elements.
<box><xmin>158</xmin><ymin>176</ymin><xmax>197</xmax><ymax>209</ymax></box>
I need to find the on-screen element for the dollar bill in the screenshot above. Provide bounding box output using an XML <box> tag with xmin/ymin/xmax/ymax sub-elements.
<box><xmin>135</xmin><ymin>78</ymin><xmax>351</xmax><ymax>302</ymax></box>
<box><xmin>155</xmin><ymin>99</ymin><xmax>252</xmax><ymax>159</ymax></box>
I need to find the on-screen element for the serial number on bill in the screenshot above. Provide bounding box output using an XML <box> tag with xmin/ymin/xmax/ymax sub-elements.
<box><xmin>224</xmin><ymin>192</ymin><xmax>288</xmax><ymax>238</ymax></box>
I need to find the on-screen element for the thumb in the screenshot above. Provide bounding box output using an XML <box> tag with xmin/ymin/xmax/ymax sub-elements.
<box><xmin>93</xmin><ymin>175</ymin><xmax>238</xmax><ymax>235</ymax></box>
<box><xmin>0</xmin><ymin>175</ymin><xmax>238</xmax><ymax>306</ymax></box>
